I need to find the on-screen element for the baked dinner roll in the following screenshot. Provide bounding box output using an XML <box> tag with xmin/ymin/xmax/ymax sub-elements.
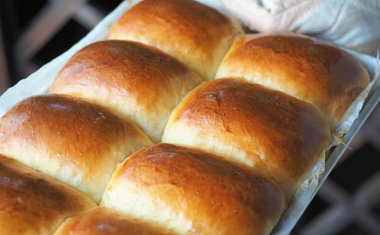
<box><xmin>102</xmin><ymin>143</ymin><xmax>285</xmax><ymax>235</ymax></box>
<box><xmin>0</xmin><ymin>94</ymin><xmax>152</xmax><ymax>202</ymax></box>
<box><xmin>49</xmin><ymin>40</ymin><xmax>201</xmax><ymax>142</ymax></box>
<box><xmin>55</xmin><ymin>207</ymin><xmax>176</xmax><ymax>235</ymax></box>
<box><xmin>162</xmin><ymin>79</ymin><xmax>331</xmax><ymax>199</ymax></box>
<box><xmin>0</xmin><ymin>155</ymin><xmax>96</xmax><ymax>235</ymax></box>
<box><xmin>108</xmin><ymin>0</ymin><xmax>244</xmax><ymax>80</ymax></box>
<box><xmin>215</xmin><ymin>33</ymin><xmax>370</xmax><ymax>128</ymax></box>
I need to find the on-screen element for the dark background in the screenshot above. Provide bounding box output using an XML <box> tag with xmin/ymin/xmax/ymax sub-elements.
<box><xmin>0</xmin><ymin>0</ymin><xmax>122</xmax><ymax>86</ymax></box>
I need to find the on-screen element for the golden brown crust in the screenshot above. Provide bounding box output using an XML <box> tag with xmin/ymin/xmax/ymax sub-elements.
<box><xmin>0</xmin><ymin>155</ymin><xmax>96</xmax><ymax>235</ymax></box>
<box><xmin>162</xmin><ymin>79</ymin><xmax>331</xmax><ymax>199</ymax></box>
<box><xmin>0</xmin><ymin>94</ymin><xmax>152</xmax><ymax>202</ymax></box>
<box><xmin>49</xmin><ymin>40</ymin><xmax>201</xmax><ymax>142</ymax></box>
<box><xmin>55</xmin><ymin>207</ymin><xmax>176</xmax><ymax>235</ymax></box>
<box><xmin>109</xmin><ymin>0</ymin><xmax>243</xmax><ymax>80</ymax></box>
<box><xmin>216</xmin><ymin>33</ymin><xmax>370</xmax><ymax>128</ymax></box>
<box><xmin>102</xmin><ymin>143</ymin><xmax>285</xmax><ymax>235</ymax></box>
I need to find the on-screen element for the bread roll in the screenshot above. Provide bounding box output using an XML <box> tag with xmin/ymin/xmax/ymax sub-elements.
<box><xmin>162</xmin><ymin>78</ymin><xmax>331</xmax><ymax>199</ymax></box>
<box><xmin>102</xmin><ymin>143</ymin><xmax>285</xmax><ymax>235</ymax></box>
<box><xmin>54</xmin><ymin>207</ymin><xmax>176</xmax><ymax>235</ymax></box>
<box><xmin>108</xmin><ymin>0</ymin><xmax>244</xmax><ymax>80</ymax></box>
<box><xmin>0</xmin><ymin>94</ymin><xmax>152</xmax><ymax>202</ymax></box>
<box><xmin>0</xmin><ymin>154</ymin><xmax>96</xmax><ymax>235</ymax></box>
<box><xmin>216</xmin><ymin>33</ymin><xmax>370</xmax><ymax>128</ymax></box>
<box><xmin>49</xmin><ymin>40</ymin><xmax>201</xmax><ymax>142</ymax></box>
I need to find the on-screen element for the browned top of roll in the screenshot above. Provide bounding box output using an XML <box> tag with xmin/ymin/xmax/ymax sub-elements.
<box><xmin>216</xmin><ymin>33</ymin><xmax>370</xmax><ymax>127</ymax></box>
<box><xmin>163</xmin><ymin>79</ymin><xmax>331</xmax><ymax>199</ymax></box>
<box><xmin>0</xmin><ymin>94</ymin><xmax>152</xmax><ymax>201</ymax></box>
<box><xmin>55</xmin><ymin>207</ymin><xmax>176</xmax><ymax>235</ymax></box>
<box><xmin>103</xmin><ymin>143</ymin><xmax>285</xmax><ymax>235</ymax></box>
<box><xmin>0</xmin><ymin>155</ymin><xmax>96</xmax><ymax>235</ymax></box>
<box><xmin>0</xmin><ymin>94</ymin><xmax>143</xmax><ymax>168</ymax></box>
<box><xmin>49</xmin><ymin>40</ymin><xmax>201</xmax><ymax>142</ymax></box>
<box><xmin>109</xmin><ymin>0</ymin><xmax>243</xmax><ymax>80</ymax></box>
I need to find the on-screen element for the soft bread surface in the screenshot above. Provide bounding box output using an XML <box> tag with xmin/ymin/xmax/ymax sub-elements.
<box><xmin>102</xmin><ymin>143</ymin><xmax>285</xmax><ymax>235</ymax></box>
<box><xmin>0</xmin><ymin>155</ymin><xmax>96</xmax><ymax>235</ymax></box>
<box><xmin>49</xmin><ymin>40</ymin><xmax>201</xmax><ymax>142</ymax></box>
<box><xmin>108</xmin><ymin>0</ymin><xmax>243</xmax><ymax>80</ymax></box>
<box><xmin>162</xmin><ymin>79</ymin><xmax>331</xmax><ymax>199</ymax></box>
<box><xmin>55</xmin><ymin>207</ymin><xmax>176</xmax><ymax>235</ymax></box>
<box><xmin>216</xmin><ymin>33</ymin><xmax>370</xmax><ymax>127</ymax></box>
<box><xmin>0</xmin><ymin>94</ymin><xmax>152</xmax><ymax>201</ymax></box>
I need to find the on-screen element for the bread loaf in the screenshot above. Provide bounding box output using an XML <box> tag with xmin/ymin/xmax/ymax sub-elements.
<box><xmin>0</xmin><ymin>1</ymin><xmax>371</xmax><ymax>234</ymax></box>
<box><xmin>0</xmin><ymin>94</ymin><xmax>152</xmax><ymax>202</ymax></box>
<box><xmin>49</xmin><ymin>40</ymin><xmax>201</xmax><ymax>142</ymax></box>
<box><xmin>216</xmin><ymin>33</ymin><xmax>370</xmax><ymax>128</ymax></box>
<box><xmin>162</xmin><ymin>78</ymin><xmax>331</xmax><ymax>199</ymax></box>
<box><xmin>0</xmin><ymin>155</ymin><xmax>96</xmax><ymax>235</ymax></box>
<box><xmin>102</xmin><ymin>143</ymin><xmax>285</xmax><ymax>235</ymax></box>
<box><xmin>108</xmin><ymin>0</ymin><xmax>244</xmax><ymax>80</ymax></box>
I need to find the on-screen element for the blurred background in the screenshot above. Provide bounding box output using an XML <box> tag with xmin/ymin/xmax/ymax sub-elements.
<box><xmin>0</xmin><ymin>1</ymin><xmax>379</xmax><ymax>234</ymax></box>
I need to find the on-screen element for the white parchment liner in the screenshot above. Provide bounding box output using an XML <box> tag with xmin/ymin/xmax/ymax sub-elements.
<box><xmin>0</xmin><ymin>1</ymin><xmax>379</xmax><ymax>234</ymax></box>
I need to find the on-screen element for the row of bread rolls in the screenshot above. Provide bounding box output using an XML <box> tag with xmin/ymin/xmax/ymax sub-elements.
<box><xmin>0</xmin><ymin>0</ymin><xmax>370</xmax><ymax>234</ymax></box>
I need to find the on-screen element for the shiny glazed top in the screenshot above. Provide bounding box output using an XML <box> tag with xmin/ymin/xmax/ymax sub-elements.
<box><xmin>49</xmin><ymin>40</ymin><xmax>201</xmax><ymax>142</ymax></box>
<box><xmin>216</xmin><ymin>33</ymin><xmax>370</xmax><ymax>127</ymax></box>
<box><xmin>109</xmin><ymin>0</ymin><xmax>243</xmax><ymax>80</ymax></box>
<box><xmin>0</xmin><ymin>94</ymin><xmax>152</xmax><ymax>201</ymax></box>
<box><xmin>165</xmin><ymin>78</ymin><xmax>331</xmax><ymax>198</ymax></box>
<box><xmin>0</xmin><ymin>94</ymin><xmax>141</xmax><ymax>168</ymax></box>
<box><xmin>106</xmin><ymin>143</ymin><xmax>285</xmax><ymax>235</ymax></box>
<box><xmin>0</xmin><ymin>155</ymin><xmax>95</xmax><ymax>234</ymax></box>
